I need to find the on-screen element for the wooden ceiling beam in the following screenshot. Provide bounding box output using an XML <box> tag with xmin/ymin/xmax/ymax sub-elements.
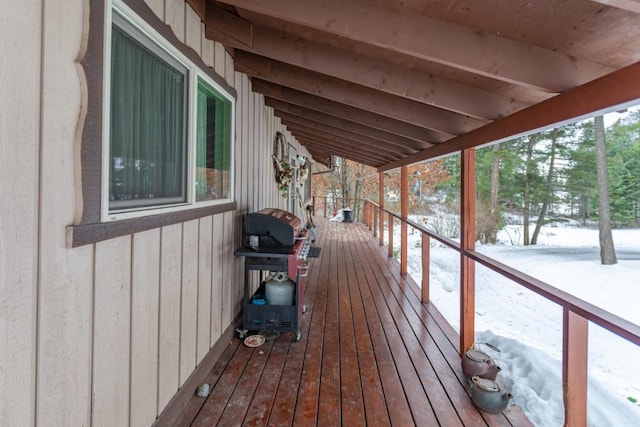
<box><xmin>255</xmin><ymin>79</ymin><xmax>451</xmax><ymax>144</ymax></box>
<box><xmin>296</xmin><ymin>136</ymin><xmax>388</xmax><ymax>167</ymax></box>
<box><xmin>186</xmin><ymin>0</ymin><xmax>206</xmax><ymax>18</ymax></box>
<box><xmin>379</xmin><ymin>61</ymin><xmax>640</xmax><ymax>171</ymax></box>
<box><xmin>220</xmin><ymin>0</ymin><xmax>613</xmax><ymax>92</ymax></box>
<box><xmin>265</xmin><ymin>98</ymin><xmax>431</xmax><ymax>151</ymax></box>
<box><xmin>302</xmin><ymin>144</ymin><xmax>381</xmax><ymax>168</ymax></box>
<box><xmin>204</xmin><ymin>2</ymin><xmax>253</xmax><ymax>48</ymax></box>
<box><xmin>288</xmin><ymin>126</ymin><xmax>400</xmax><ymax>160</ymax></box>
<box><xmin>298</xmin><ymin>141</ymin><xmax>330</xmax><ymax>160</ymax></box>
<box><xmin>590</xmin><ymin>0</ymin><xmax>640</xmax><ymax>13</ymax></box>
<box><xmin>304</xmin><ymin>146</ymin><xmax>332</xmax><ymax>166</ymax></box>
<box><xmin>309</xmin><ymin>154</ymin><xmax>332</xmax><ymax>168</ymax></box>
<box><xmin>235</xmin><ymin>51</ymin><xmax>486</xmax><ymax>135</ymax></box>
<box><xmin>274</xmin><ymin>110</ymin><xmax>423</xmax><ymax>155</ymax></box>
<box><xmin>205</xmin><ymin>23</ymin><xmax>526</xmax><ymax>119</ymax></box>
<box><xmin>284</xmin><ymin>123</ymin><xmax>405</xmax><ymax>160</ymax></box>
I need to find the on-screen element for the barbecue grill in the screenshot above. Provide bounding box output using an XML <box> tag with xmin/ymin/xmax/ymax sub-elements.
<box><xmin>235</xmin><ymin>208</ymin><xmax>320</xmax><ymax>341</ymax></box>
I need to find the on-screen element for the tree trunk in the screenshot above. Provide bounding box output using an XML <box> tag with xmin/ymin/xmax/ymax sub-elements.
<box><xmin>523</xmin><ymin>135</ymin><xmax>537</xmax><ymax>245</ymax></box>
<box><xmin>594</xmin><ymin>115</ymin><xmax>617</xmax><ymax>265</ymax></box>
<box><xmin>353</xmin><ymin>165</ymin><xmax>364</xmax><ymax>221</ymax></box>
<box><xmin>487</xmin><ymin>144</ymin><xmax>501</xmax><ymax>244</ymax></box>
<box><xmin>339</xmin><ymin>157</ymin><xmax>350</xmax><ymax>209</ymax></box>
<box><xmin>531</xmin><ymin>129</ymin><xmax>558</xmax><ymax>245</ymax></box>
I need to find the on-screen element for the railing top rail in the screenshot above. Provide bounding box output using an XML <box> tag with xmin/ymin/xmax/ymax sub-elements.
<box><xmin>367</xmin><ymin>200</ymin><xmax>461</xmax><ymax>250</ymax></box>
<box><xmin>467</xmin><ymin>250</ymin><xmax>640</xmax><ymax>346</ymax></box>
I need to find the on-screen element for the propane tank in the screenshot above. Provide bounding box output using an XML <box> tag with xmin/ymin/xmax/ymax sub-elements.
<box><xmin>265</xmin><ymin>272</ymin><xmax>295</xmax><ymax>305</ymax></box>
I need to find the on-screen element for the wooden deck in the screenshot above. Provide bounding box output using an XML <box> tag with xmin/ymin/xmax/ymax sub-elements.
<box><xmin>174</xmin><ymin>219</ymin><xmax>532</xmax><ymax>426</ymax></box>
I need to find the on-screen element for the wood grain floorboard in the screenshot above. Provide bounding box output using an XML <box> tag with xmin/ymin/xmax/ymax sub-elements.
<box><xmin>317</xmin><ymin>231</ymin><xmax>342</xmax><ymax>426</ymax></box>
<box><xmin>336</xmin><ymin>232</ymin><xmax>367</xmax><ymax>426</ymax></box>
<box><xmin>342</xmin><ymin>235</ymin><xmax>391</xmax><ymax>425</ymax></box>
<box><xmin>179</xmin><ymin>218</ymin><xmax>532</xmax><ymax>427</ymax></box>
<box><xmin>363</xmin><ymin>222</ymin><xmax>532</xmax><ymax>427</ymax></box>
<box><xmin>191</xmin><ymin>345</ymin><xmax>253</xmax><ymax>426</ymax></box>
<box><xmin>172</xmin><ymin>340</ymin><xmax>239</xmax><ymax>426</ymax></box>
<box><xmin>354</xmin><ymin>229</ymin><xmax>442</xmax><ymax>426</ymax></box>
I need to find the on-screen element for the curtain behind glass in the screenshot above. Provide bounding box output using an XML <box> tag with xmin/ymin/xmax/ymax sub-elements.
<box><xmin>196</xmin><ymin>80</ymin><xmax>232</xmax><ymax>201</ymax></box>
<box><xmin>196</xmin><ymin>85</ymin><xmax>209</xmax><ymax>200</ymax></box>
<box><xmin>109</xmin><ymin>25</ymin><xmax>186</xmax><ymax>210</ymax></box>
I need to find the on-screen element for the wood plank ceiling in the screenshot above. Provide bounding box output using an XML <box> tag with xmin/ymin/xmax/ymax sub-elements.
<box><xmin>189</xmin><ymin>0</ymin><xmax>640</xmax><ymax>170</ymax></box>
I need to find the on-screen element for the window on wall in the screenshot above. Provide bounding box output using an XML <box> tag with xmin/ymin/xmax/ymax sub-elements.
<box><xmin>196</xmin><ymin>79</ymin><xmax>233</xmax><ymax>201</ymax></box>
<box><xmin>104</xmin><ymin>3</ymin><xmax>234</xmax><ymax>221</ymax></box>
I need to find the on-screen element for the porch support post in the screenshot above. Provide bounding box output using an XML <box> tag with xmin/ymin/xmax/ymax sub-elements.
<box><xmin>373</xmin><ymin>204</ymin><xmax>378</xmax><ymax>237</ymax></box>
<box><xmin>460</xmin><ymin>148</ymin><xmax>476</xmax><ymax>354</ymax></box>
<box><xmin>362</xmin><ymin>200</ymin><xmax>367</xmax><ymax>226</ymax></box>
<box><xmin>563</xmin><ymin>308</ymin><xmax>589</xmax><ymax>427</ymax></box>
<box><xmin>422</xmin><ymin>233</ymin><xmax>430</xmax><ymax>304</ymax></box>
<box><xmin>379</xmin><ymin>172</ymin><xmax>385</xmax><ymax>246</ymax></box>
<box><xmin>400</xmin><ymin>165</ymin><xmax>408</xmax><ymax>275</ymax></box>
<box><xmin>388</xmin><ymin>213</ymin><xmax>394</xmax><ymax>258</ymax></box>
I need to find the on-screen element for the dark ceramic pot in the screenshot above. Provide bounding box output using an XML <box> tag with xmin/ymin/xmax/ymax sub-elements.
<box><xmin>461</xmin><ymin>343</ymin><xmax>501</xmax><ymax>381</ymax></box>
<box><xmin>469</xmin><ymin>376</ymin><xmax>512</xmax><ymax>414</ymax></box>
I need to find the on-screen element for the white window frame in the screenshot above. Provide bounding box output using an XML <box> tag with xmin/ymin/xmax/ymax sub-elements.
<box><xmin>101</xmin><ymin>0</ymin><xmax>235</xmax><ymax>222</ymax></box>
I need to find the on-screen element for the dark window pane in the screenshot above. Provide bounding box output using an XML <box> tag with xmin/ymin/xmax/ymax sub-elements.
<box><xmin>196</xmin><ymin>79</ymin><xmax>232</xmax><ymax>201</ymax></box>
<box><xmin>109</xmin><ymin>24</ymin><xmax>187</xmax><ymax>211</ymax></box>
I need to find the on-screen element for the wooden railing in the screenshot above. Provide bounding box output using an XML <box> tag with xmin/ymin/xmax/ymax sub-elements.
<box><xmin>312</xmin><ymin>194</ymin><xmax>640</xmax><ymax>426</ymax></box>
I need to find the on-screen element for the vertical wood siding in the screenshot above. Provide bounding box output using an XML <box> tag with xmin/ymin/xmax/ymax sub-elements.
<box><xmin>197</xmin><ymin>216</ymin><xmax>213</xmax><ymax>362</ymax></box>
<box><xmin>158</xmin><ymin>222</ymin><xmax>182</xmax><ymax>411</ymax></box>
<box><xmin>0</xmin><ymin>0</ymin><xmax>311</xmax><ymax>425</ymax></box>
<box><xmin>93</xmin><ymin>237</ymin><xmax>132</xmax><ymax>427</ymax></box>
<box><xmin>131</xmin><ymin>229</ymin><xmax>161</xmax><ymax>427</ymax></box>
<box><xmin>37</xmin><ymin>2</ymin><xmax>95</xmax><ymax>427</ymax></box>
<box><xmin>0</xmin><ymin>1</ymin><xmax>40</xmax><ymax>425</ymax></box>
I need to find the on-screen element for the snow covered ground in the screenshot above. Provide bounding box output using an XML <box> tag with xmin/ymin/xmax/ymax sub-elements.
<box><xmin>398</xmin><ymin>220</ymin><xmax>640</xmax><ymax>426</ymax></box>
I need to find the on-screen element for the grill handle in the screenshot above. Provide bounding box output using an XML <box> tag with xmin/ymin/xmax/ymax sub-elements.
<box><xmin>297</xmin><ymin>261</ymin><xmax>310</xmax><ymax>277</ymax></box>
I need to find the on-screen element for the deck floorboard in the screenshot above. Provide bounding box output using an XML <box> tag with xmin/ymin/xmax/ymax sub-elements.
<box><xmin>179</xmin><ymin>219</ymin><xmax>532</xmax><ymax>427</ymax></box>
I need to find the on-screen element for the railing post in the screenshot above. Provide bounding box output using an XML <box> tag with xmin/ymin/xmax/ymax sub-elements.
<box><xmin>563</xmin><ymin>308</ymin><xmax>589</xmax><ymax>427</ymax></box>
<box><xmin>421</xmin><ymin>233</ymin><xmax>430</xmax><ymax>304</ymax></box>
<box><xmin>364</xmin><ymin>201</ymin><xmax>368</xmax><ymax>226</ymax></box>
<box><xmin>373</xmin><ymin>207</ymin><xmax>378</xmax><ymax>238</ymax></box>
<box><xmin>400</xmin><ymin>166</ymin><xmax>408</xmax><ymax>276</ymax></box>
<box><xmin>323</xmin><ymin>196</ymin><xmax>327</xmax><ymax>218</ymax></box>
<box><xmin>312</xmin><ymin>196</ymin><xmax>316</xmax><ymax>216</ymax></box>
<box><xmin>379</xmin><ymin>172</ymin><xmax>385</xmax><ymax>246</ymax></box>
<box><xmin>363</xmin><ymin>201</ymin><xmax>368</xmax><ymax>226</ymax></box>
<box><xmin>379</xmin><ymin>207</ymin><xmax>384</xmax><ymax>246</ymax></box>
<box><xmin>460</xmin><ymin>148</ymin><xmax>476</xmax><ymax>354</ymax></box>
<box><xmin>388</xmin><ymin>213</ymin><xmax>394</xmax><ymax>258</ymax></box>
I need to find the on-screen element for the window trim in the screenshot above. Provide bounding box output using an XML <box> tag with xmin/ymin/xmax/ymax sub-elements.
<box><xmin>68</xmin><ymin>0</ymin><xmax>237</xmax><ymax>247</ymax></box>
<box><xmin>103</xmin><ymin>1</ymin><xmax>235</xmax><ymax>222</ymax></box>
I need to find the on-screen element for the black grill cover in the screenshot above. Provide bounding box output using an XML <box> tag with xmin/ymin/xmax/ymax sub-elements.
<box><xmin>244</xmin><ymin>208</ymin><xmax>303</xmax><ymax>249</ymax></box>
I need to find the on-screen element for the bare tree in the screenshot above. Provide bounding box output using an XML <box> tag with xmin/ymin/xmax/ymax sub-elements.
<box><xmin>531</xmin><ymin>128</ymin><xmax>558</xmax><ymax>245</ymax></box>
<box><xmin>594</xmin><ymin>115</ymin><xmax>617</xmax><ymax>265</ymax></box>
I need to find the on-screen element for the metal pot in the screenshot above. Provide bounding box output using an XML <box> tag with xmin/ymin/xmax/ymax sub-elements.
<box><xmin>469</xmin><ymin>376</ymin><xmax>512</xmax><ymax>414</ymax></box>
<box><xmin>461</xmin><ymin>343</ymin><xmax>501</xmax><ymax>381</ymax></box>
